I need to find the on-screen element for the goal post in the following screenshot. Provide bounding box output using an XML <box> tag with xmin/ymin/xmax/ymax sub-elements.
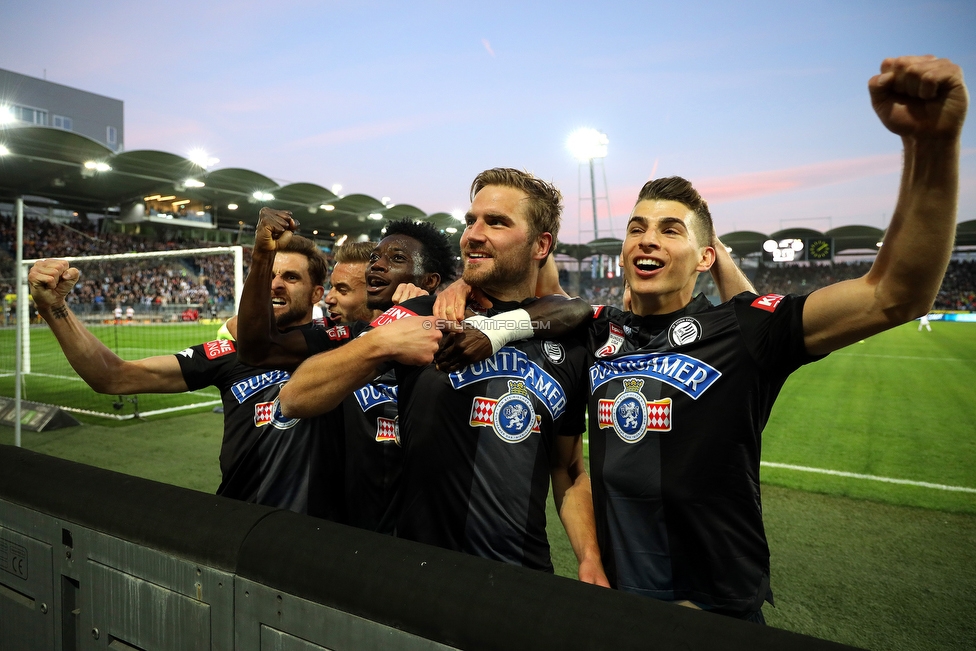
<box><xmin>5</xmin><ymin>245</ymin><xmax>243</xmax><ymax>420</ymax></box>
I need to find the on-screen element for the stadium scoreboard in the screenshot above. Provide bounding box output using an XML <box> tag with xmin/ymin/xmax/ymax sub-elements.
<box><xmin>762</xmin><ymin>238</ymin><xmax>833</xmax><ymax>262</ymax></box>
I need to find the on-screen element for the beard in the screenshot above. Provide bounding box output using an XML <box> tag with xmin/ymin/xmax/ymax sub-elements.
<box><xmin>274</xmin><ymin>302</ymin><xmax>308</xmax><ymax>329</ymax></box>
<box><xmin>462</xmin><ymin>242</ymin><xmax>535</xmax><ymax>293</ymax></box>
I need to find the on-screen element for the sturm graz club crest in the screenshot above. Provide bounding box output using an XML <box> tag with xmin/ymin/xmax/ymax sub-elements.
<box><xmin>597</xmin><ymin>378</ymin><xmax>672</xmax><ymax>443</ymax></box>
<box><xmin>269</xmin><ymin>397</ymin><xmax>300</xmax><ymax>430</ymax></box>
<box><xmin>469</xmin><ymin>380</ymin><xmax>540</xmax><ymax>444</ymax></box>
<box><xmin>492</xmin><ymin>380</ymin><xmax>537</xmax><ymax>443</ymax></box>
<box><xmin>611</xmin><ymin>378</ymin><xmax>650</xmax><ymax>442</ymax></box>
<box><xmin>667</xmin><ymin>317</ymin><xmax>702</xmax><ymax>347</ymax></box>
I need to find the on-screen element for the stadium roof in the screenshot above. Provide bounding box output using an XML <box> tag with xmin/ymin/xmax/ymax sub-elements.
<box><xmin>0</xmin><ymin>125</ymin><xmax>463</xmax><ymax>243</ymax></box>
<box><xmin>4</xmin><ymin>125</ymin><xmax>975</xmax><ymax>253</ymax></box>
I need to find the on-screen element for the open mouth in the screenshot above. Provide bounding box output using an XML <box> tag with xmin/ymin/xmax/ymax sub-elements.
<box><xmin>633</xmin><ymin>257</ymin><xmax>664</xmax><ymax>275</ymax></box>
<box><xmin>366</xmin><ymin>273</ymin><xmax>391</xmax><ymax>294</ymax></box>
<box><xmin>465</xmin><ymin>251</ymin><xmax>493</xmax><ymax>263</ymax></box>
<box><xmin>271</xmin><ymin>297</ymin><xmax>287</xmax><ymax>307</ymax></box>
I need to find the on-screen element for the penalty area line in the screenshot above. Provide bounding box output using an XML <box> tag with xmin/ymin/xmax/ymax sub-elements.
<box><xmin>761</xmin><ymin>461</ymin><xmax>976</xmax><ymax>493</ymax></box>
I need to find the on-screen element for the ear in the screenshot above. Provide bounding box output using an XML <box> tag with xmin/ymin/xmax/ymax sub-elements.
<box><xmin>421</xmin><ymin>272</ymin><xmax>441</xmax><ymax>293</ymax></box>
<box><xmin>696</xmin><ymin>246</ymin><xmax>716</xmax><ymax>273</ymax></box>
<box><xmin>312</xmin><ymin>285</ymin><xmax>325</xmax><ymax>303</ymax></box>
<box><xmin>532</xmin><ymin>232</ymin><xmax>554</xmax><ymax>261</ymax></box>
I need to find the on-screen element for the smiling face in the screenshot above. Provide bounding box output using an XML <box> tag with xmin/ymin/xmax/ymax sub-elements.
<box><xmin>365</xmin><ymin>235</ymin><xmax>429</xmax><ymax>311</ymax></box>
<box><xmin>324</xmin><ymin>261</ymin><xmax>371</xmax><ymax>323</ymax></box>
<box><xmin>621</xmin><ymin>199</ymin><xmax>715</xmax><ymax>316</ymax></box>
<box><xmin>460</xmin><ymin>184</ymin><xmax>551</xmax><ymax>301</ymax></box>
<box><xmin>271</xmin><ymin>251</ymin><xmax>325</xmax><ymax>328</ymax></box>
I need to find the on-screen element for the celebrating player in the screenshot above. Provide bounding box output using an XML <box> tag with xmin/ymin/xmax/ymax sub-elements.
<box><xmin>268</xmin><ymin>169</ymin><xmax>608</xmax><ymax>585</ymax></box>
<box><xmin>443</xmin><ymin>55</ymin><xmax>969</xmax><ymax>623</ymax></box>
<box><xmin>236</xmin><ymin>211</ymin><xmax>455</xmax><ymax>533</ymax></box>
<box><xmin>27</xmin><ymin>236</ymin><xmax>346</xmax><ymax>519</ymax></box>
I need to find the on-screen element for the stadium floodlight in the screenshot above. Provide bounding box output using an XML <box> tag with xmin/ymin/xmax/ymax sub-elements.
<box><xmin>368</xmin><ymin>213</ymin><xmax>384</xmax><ymax>220</ymax></box>
<box><xmin>321</xmin><ymin>204</ymin><xmax>336</xmax><ymax>211</ymax></box>
<box><xmin>183</xmin><ymin>178</ymin><xmax>206</xmax><ymax>188</ymax></box>
<box><xmin>445</xmin><ymin>227</ymin><xmax>458</xmax><ymax>234</ymax></box>
<box><xmin>567</xmin><ymin>128</ymin><xmax>608</xmax><ymax>162</ymax></box>
<box><xmin>228</xmin><ymin>203</ymin><xmax>238</xmax><ymax>210</ymax></box>
<box><xmin>188</xmin><ymin>148</ymin><xmax>219</xmax><ymax>169</ymax></box>
<box><xmin>0</xmin><ymin>144</ymin><xmax>9</xmax><ymax>156</ymax></box>
<box><xmin>0</xmin><ymin>106</ymin><xmax>14</xmax><ymax>125</ymax></box>
<box><xmin>568</xmin><ymin>128</ymin><xmax>609</xmax><ymax>239</ymax></box>
<box><xmin>451</xmin><ymin>209</ymin><xmax>466</xmax><ymax>222</ymax></box>
<box><xmin>84</xmin><ymin>160</ymin><xmax>112</xmax><ymax>172</ymax></box>
<box><xmin>335</xmin><ymin>234</ymin><xmax>348</xmax><ymax>246</ymax></box>
<box><xmin>381</xmin><ymin>196</ymin><xmax>391</xmax><ymax>206</ymax></box>
<box><xmin>252</xmin><ymin>191</ymin><xmax>275</xmax><ymax>201</ymax></box>
<box><xmin>331</xmin><ymin>184</ymin><xmax>343</xmax><ymax>195</ymax></box>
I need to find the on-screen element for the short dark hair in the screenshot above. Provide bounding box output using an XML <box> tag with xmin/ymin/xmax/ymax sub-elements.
<box><xmin>279</xmin><ymin>235</ymin><xmax>328</xmax><ymax>286</ymax></box>
<box><xmin>383</xmin><ymin>219</ymin><xmax>457</xmax><ymax>285</ymax></box>
<box><xmin>470</xmin><ymin>168</ymin><xmax>562</xmax><ymax>256</ymax></box>
<box><xmin>636</xmin><ymin>176</ymin><xmax>714</xmax><ymax>247</ymax></box>
<box><xmin>334</xmin><ymin>241</ymin><xmax>375</xmax><ymax>265</ymax></box>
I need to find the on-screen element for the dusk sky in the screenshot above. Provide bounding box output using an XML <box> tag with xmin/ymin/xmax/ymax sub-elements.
<box><xmin>2</xmin><ymin>0</ymin><xmax>974</xmax><ymax>242</ymax></box>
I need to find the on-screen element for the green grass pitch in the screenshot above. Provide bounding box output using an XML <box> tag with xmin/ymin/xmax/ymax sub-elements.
<box><xmin>2</xmin><ymin>319</ymin><xmax>975</xmax><ymax>649</ymax></box>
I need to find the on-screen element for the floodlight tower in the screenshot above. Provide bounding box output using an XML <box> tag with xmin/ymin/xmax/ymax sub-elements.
<box><xmin>567</xmin><ymin>128</ymin><xmax>610</xmax><ymax>240</ymax></box>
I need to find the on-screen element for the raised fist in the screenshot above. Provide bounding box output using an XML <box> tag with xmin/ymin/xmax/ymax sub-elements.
<box><xmin>869</xmin><ymin>55</ymin><xmax>968</xmax><ymax>140</ymax></box>
<box><xmin>28</xmin><ymin>259</ymin><xmax>80</xmax><ymax>310</ymax></box>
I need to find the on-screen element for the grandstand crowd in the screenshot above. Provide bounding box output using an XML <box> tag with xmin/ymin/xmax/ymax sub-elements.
<box><xmin>3</xmin><ymin>213</ymin><xmax>975</xmax><ymax>321</ymax></box>
<box><xmin>1</xmin><ymin>213</ymin><xmax>247</xmax><ymax>321</ymax></box>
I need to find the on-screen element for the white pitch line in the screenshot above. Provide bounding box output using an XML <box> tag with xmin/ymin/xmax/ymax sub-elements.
<box><xmin>761</xmin><ymin>461</ymin><xmax>976</xmax><ymax>493</ymax></box>
<box><xmin>833</xmin><ymin>353</ymin><xmax>974</xmax><ymax>362</ymax></box>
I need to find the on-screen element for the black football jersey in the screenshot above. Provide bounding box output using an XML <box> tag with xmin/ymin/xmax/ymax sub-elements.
<box><xmin>584</xmin><ymin>292</ymin><xmax>821</xmax><ymax>612</ymax></box>
<box><xmin>304</xmin><ymin>321</ymin><xmax>402</xmax><ymax>533</ymax></box>
<box><xmin>387</xmin><ymin>295</ymin><xmax>589</xmax><ymax>572</ymax></box>
<box><xmin>175</xmin><ymin>334</ymin><xmax>344</xmax><ymax>520</ymax></box>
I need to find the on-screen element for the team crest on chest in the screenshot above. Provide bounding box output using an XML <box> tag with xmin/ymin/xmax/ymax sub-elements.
<box><xmin>598</xmin><ymin>378</ymin><xmax>672</xmax><ymax>443</ymax></box>
<box><xmin>668</xmin><ymin>317</ymin><xmax>702</xmax><ymax>347</ymax></box>
<box><xmin>469</xmin><ymin>380</ymin><xmax>541</xmax><ymax>444</ymax></box>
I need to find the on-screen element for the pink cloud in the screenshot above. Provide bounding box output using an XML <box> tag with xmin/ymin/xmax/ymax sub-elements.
<box><xmin>697</xmin><ymin>153</ymin><xmax>905</xmax><ymax>203</ymax></box>
<box><xmin>482</xmin><ymin>39</ymin><xmax>495</xmax><ymax>57</ymax></box>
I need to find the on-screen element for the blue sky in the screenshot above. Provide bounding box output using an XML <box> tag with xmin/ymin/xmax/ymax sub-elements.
<box><xmin>2</xmin><ymin>0</ymin><xmax>973</xmax><ymax>242</ymax></box>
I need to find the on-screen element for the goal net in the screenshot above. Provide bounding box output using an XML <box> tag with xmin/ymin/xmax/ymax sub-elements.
<box><xmin>2</xmin><ymin>246</ymin><xmax>244</xmax><ymax>420</ymax></box>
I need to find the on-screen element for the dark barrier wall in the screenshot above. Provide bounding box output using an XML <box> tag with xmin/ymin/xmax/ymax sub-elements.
<box><xmin>0</xmin><ymin>444</ymin><xmax>863</xmax><ymax>651</ymax></box>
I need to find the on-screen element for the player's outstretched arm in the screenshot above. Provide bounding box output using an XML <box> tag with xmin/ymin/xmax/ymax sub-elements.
<box><xmin>433</xmin><ymin>294</ymin><xmax>593</xmax><ymax>372</ymax></box>
<box><xmin>29</xmin><ymin>259</ymin><xmax>188</xmax><ymax>394</ymax></box>
<box><xmin>278</xmin><ymin>316</ymin><xmax>441</xmax><ymax>419</ymax></box>
<box><xmin>803</xmin><ymin>56</ymin><xmax>967</xmax><ymax>355</ymax></box>
<box><xmin>237</xmin><ymin>208</ymin><xmax>309</xmax><ymax>369</ymax></box>
<box><xmin>711</xmin><ymin>237</ymin><xmax>756</xmax><ymax>301</ymax></box>
<box><xmin>551</xmin><ymin>435</ymin><xmax>610</xmax><ymax>588</ymax></box>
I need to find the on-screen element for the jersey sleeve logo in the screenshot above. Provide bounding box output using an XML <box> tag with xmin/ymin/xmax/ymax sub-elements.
<box><xmin>469</xmin><ymin>380</ymin><xmax>541</xmax><ymax>444</ymax></box>
<box><xmin>204</xmin><ymin>339</ymin><xmax>236</xmax><ymax>359</ymax></box>
<box><xmin>596</xmin><ymin>322</ymin><xmax>625</xmax><ymax>358</ymax></box>
<box><xmin>325</xmin><ymin>325</ymin><xmax>351</xmax><ymax>341</ymax></box>
<box><xmin>597</xmin><ymin>378</ymin><xmax>671</xmax><ymax>443</ymax></box>
<box><xmin>592</xmin><ymin>305</ymin><xmax>606</xmax><ymax>318</ymax></box>
<box><xmin>751</xmin><ymin>294</ymin><xmax>785</xmax><ymax>313</ymax></box>
<box><xmin>370</xmin><ymin>305</ymin><xmax>419</xmax><ymax>327</ymax></box>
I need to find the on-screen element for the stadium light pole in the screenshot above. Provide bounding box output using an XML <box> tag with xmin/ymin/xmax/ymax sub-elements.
<box><xmin>567</xmin><ymin>128</ymin><xmax>609</xmax><ymax>240</ymax></box>
<box><xmin>14</xmin><ymin>197</ymin><xmax>23</xmax><ymax>447</ymax></box>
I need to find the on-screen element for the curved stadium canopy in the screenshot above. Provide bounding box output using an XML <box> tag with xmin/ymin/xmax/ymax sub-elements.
<box><xmin>3</xmin><ymin>125</ymin><xmax>975</xmax><ymax>254</ymax></box>
<box><xmin>0</xmin><ymin>126</ymin><xmax>463</xmax><ymax>244</ymax></box>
